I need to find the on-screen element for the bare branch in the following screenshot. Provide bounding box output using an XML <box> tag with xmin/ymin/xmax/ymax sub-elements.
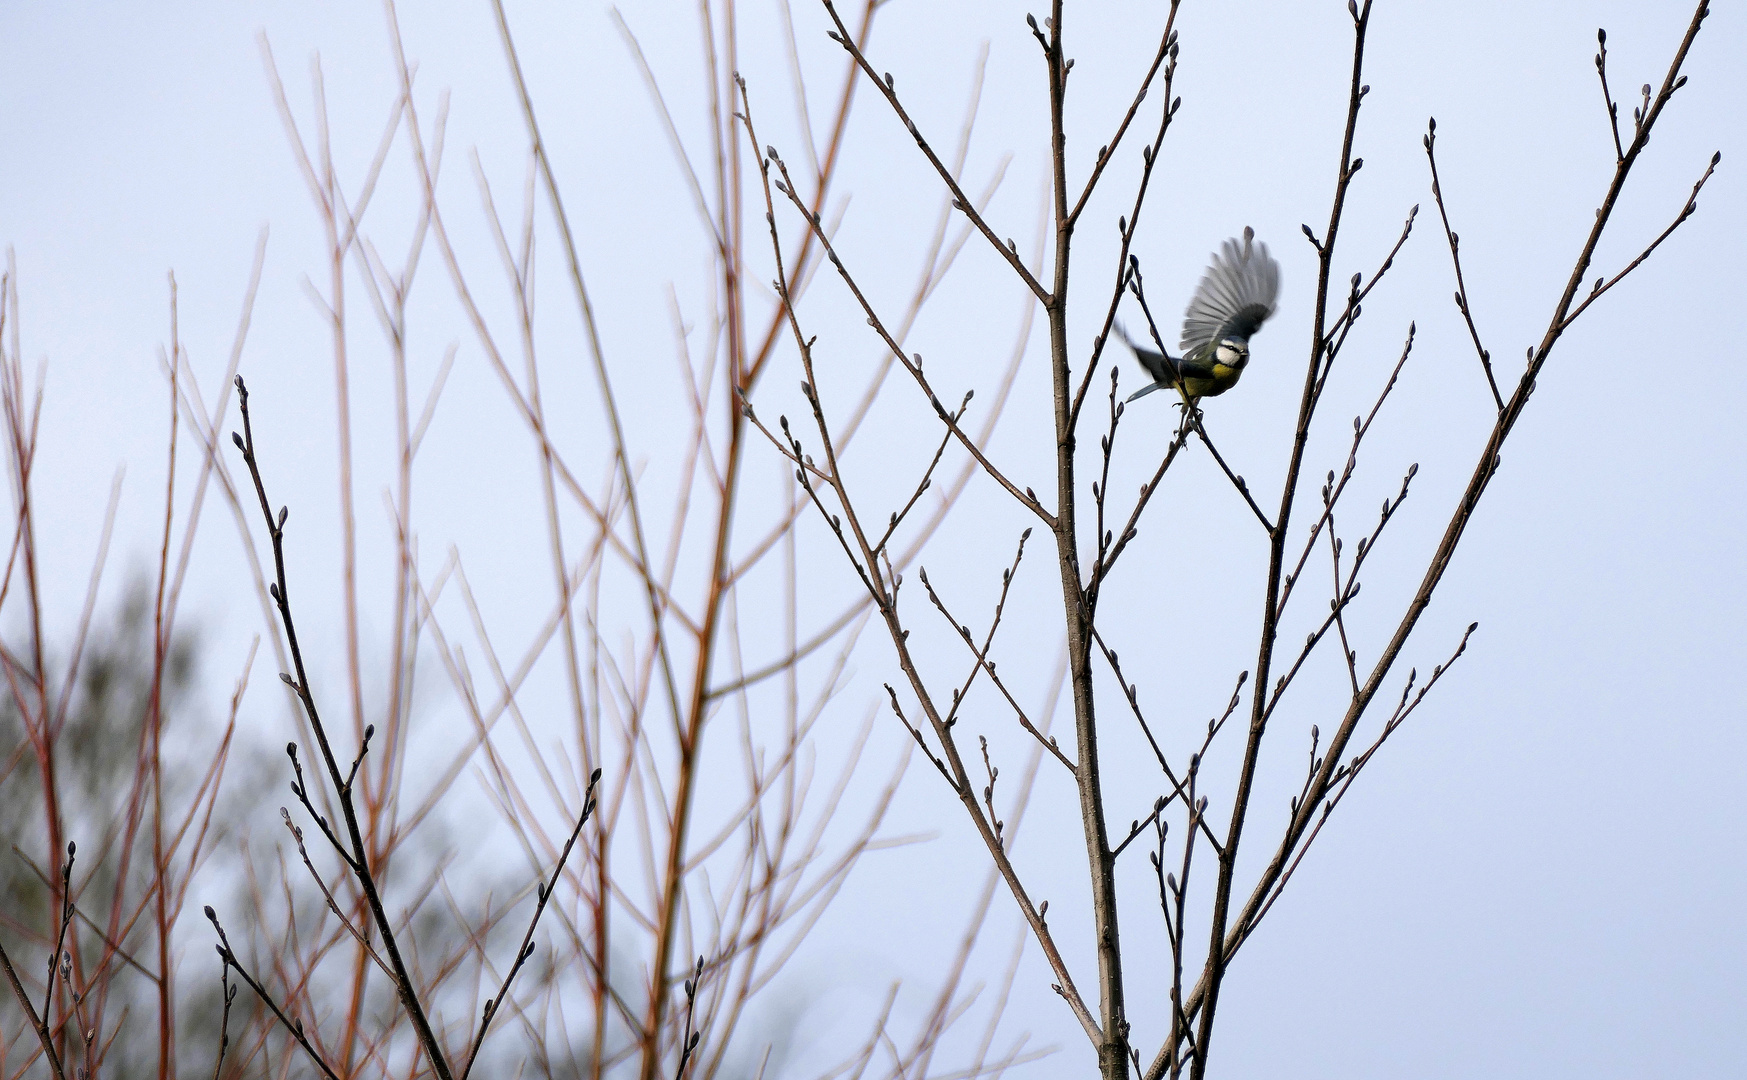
<box><xmin>1241</xmin><ymin>623</ymin><xmax>1478</xmax><ymax>944</ymax></box>
<box><xmin>1066</xmin><ymin>11</ymin><xmax>1181</xmax><ymax>226</ymax></box>
<box><xmin>1424</xmin><ymin>120</ymin><xmax>1506</xmax><ymax>410</ymax></box>
<box><xmin>816</xmin><ymin>1</ymin><xmax>1051</xmax><ymax>303</ymax></box>
<box><xmin>1</xmin><ymin>936</ymin><xmax>66</xmax><ymax>1080</ymax></box>
<box><xmin>1069</xmin><ymin>62</ymin><xmax>1182</xmax><ymax>430</ymax></box>
<box><xmin>1559</xmin><ymin>150</ymin><xmax>1719</xmax><ymax>330</ymax></box>
<box><xmin>1277</xmin><ymin>324</ymin><xmax>1416</xmax><ymax>621</ymax></box>
<box><xmin>741</xmin><ymin>77</ymin><xmax>1102</xmax><ymax>1045</ymax></box>
<box><xmin>1594</xmin><ymin>29</ymin><xmax>1626</xmax><ymax>162</ymax></box>
<box><xmin>204</xmin><ymin>907</ymin><xmax>342</xmax><ymax>1080</ymax></box>
<box><xmin>230</xmin><ymin>376</ymin><xmax>455</xmax><ymax>1080</ymax></box>
<box><xmin>917</xmin><ymin>539</ymin><xmax>1078</xmax><ymax>776</ymax></box>
<box><xmin>462</xmin><ymin>770</ymin><xmax>603</xmax><ymax>1080</ymax></box>
<box><xmin>209</xmin><ymin>960</ymin><xmax>237</xmax><ymax>1080</ymax></box>
<box><xmin>760</xmin><ymin>140</ymin><xmax>1054</xmax><ymax>526</ymax></box>
<box><xmin>1191</xmin><ymin>415</ymin><xmax>1273</xmax><ymax>534</ymax></box>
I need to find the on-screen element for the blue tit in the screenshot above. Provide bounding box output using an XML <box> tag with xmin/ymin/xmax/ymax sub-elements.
<box><xmin>1123</xmin><ymin>227</ymin><xmax>1281</xmax><ymax>404</ymax></box>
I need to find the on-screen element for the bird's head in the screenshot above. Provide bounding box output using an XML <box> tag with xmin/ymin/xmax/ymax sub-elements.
<box><xmin>1213</xmin><ymin>337</ymin><xmax>1251</xmax><ymax>370</ymax></box>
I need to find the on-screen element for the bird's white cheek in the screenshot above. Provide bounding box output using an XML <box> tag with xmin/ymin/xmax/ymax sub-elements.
<box><xmin>1215</xmin><ymin>341</ymin><xmax>1248</xmax><ymax>366</ymax></box>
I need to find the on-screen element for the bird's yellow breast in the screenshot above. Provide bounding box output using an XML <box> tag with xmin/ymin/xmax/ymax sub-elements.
<box><xmin>1179</xmin><ymin>364</ymin><xmax>1243</xmax><ymax>399</ymax></box>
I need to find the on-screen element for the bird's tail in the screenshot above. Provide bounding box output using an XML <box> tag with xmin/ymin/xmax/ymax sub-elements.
<box><xmin>1125</xmin><ymin>380</ymin><xmax>1167</xmax><ymax>404</ymax></box>
<box><xmin>1116</xmin><ymin>322</ymin><xmax>1180</xmax><ymax>400</ymax></box>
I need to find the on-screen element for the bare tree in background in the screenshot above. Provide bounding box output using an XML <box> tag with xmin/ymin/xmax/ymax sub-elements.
<box><xmin>0</xmin><ymin>2</ymin><xmax>1723</xmax><ymax>1080</ymax></box>
<box><xmin>4</xmin><ymin>0</ymin><xmax>1052</xmax><ymax>1078</ymax></box>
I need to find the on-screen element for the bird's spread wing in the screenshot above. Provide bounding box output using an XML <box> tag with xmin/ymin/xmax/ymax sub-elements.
<box><xmin>1180</xmin><ymin>227</ymin><xmax>1281</xmax><ymax>355</ymax></box>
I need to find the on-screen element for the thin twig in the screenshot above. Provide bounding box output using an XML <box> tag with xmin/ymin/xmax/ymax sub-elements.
<box><xmin>278</xmin><ymin>808</ymin><xmax>392</xmax><ymax>979</ymax></box>
<box><xmin>1241</xmin><ymin>624</ymin><xmax>1477</xmax><ymax>942</ymax></box>
<box><xmin>1594</xmin><ymin>29</ymin><xmax>1626</xmax><ymax>162</ymax></box>
<box><xmin>1313</xmin><ymin>203</ymin><xmax>1418</xmax><ymax>363</ymax></box>
<box><xmin>916</xmin><ymin>541</ymin><xmax>1077</xmax><ymax>776</ymax></box>
<box><xmin>1066</xmin><ymin>11</ymin><xmax>1181</xmax><ymax>227</ymax></box>
<box><xmin>209</xmin><ymin>959</ymin><xmax>237</xmax><ymax>1080</ymax></box>
<box><xmin>1093</xmin><ymin>629</ymin><xmax>1234</xmax><ymax>855</ymax></box>
<box><xmin>1558</xmin><ymin>151</ymin><xmax>1718</xmax><ymax>331</ymax></box>
<box><xmin>816</xmin><ymin>0</ymin><xmax>1050</xmax><ymax>302</ymax></box>
<box><xmin>1277</xmin><ymin>324</ymin><xmax>1415</xmax><ymax>621</ymax></box>
<box><xmin>761</xmin><ymin>142</ymin><xmax>1053</xmax><ymax>527</ymax></box>
<box><xmin>230</xmin><ymin>376</ymin><xmax>455</xmax><ymax>1080</ymax></box>
<box><xmin>672</xmin><ymin>957</ymin><xmax>704</xmax><ymax>1080</ymax></box>
<box><xmin>1091</xmin><ymin>410</ymin><xmax>1191</xmax><ymax>595</ymax></box>
<box><xmin>1191</xmin><ymin>416</ymin><xmax>1273</xmax><ymax>533</ymax></box>
<box><xmin>1</xmin><ymin>936</ymin><xmax>66</xmax><ymax>1080</ymax></box>
<box><xmin>204</xmin><ymin>907</ymin><xmax>342</xmax><ymax>1080</ymax></box>
<box><xmin>42</xmin><ymin>843</ymin><xmax>75</xmax><ymax>1034</ymax></box>
<box><xmin>462</xmin><ymin>769</ymin><xmax>603</xmax><ymax>1080</ymax></box>
<box><xmin>872</xmin><ymin>412</ymin><xmax>960</xmax><ymax>559</ymax></box>
<box><xmin>1424</xmin><ymin>120</ymin><xmax>1505</xmax><ymax>410</ymax></box>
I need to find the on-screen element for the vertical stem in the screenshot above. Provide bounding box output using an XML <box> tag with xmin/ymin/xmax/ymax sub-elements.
<box><xmin>1189</xmin><ymin>6</ymin><xmax>1371</xmax><ymax>1077</ymax></box>
<box><xmin>638</xmin><ymin>6</ymin><xmax>749</xmax><ymax>1075</ymax></box>
<box><xmin>151</xmin><ymin>277</ymin><xmax>181</xmax><ymax>1080</ymax></box>
<box><xmin>6</xmin><ymin>298</ymin><xmax>71</xmax><ymax>1059</ymax></box>
<box><xmin>1043</xmin><ymin>3</ymin><xmax>1126</xmax><ymax>1077</ymax></box>
<box><xmin>314</xmin><ymin>81</ymin><xmax>373</xmax><ymax>1078</ymax></box>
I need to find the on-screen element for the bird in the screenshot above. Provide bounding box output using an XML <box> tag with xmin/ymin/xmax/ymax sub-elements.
<box><xmin>1122</xmin><ymin>228</ymin><xmax>1281</xmax><ymax>404</ymax></box>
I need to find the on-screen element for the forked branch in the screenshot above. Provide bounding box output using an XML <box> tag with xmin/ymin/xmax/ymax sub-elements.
<box><xmin>1</xmin><ymin>935</ymin><xmax>67</xmax><ymax>1080</ymax></box>
<box><xmin>1425</xmin><ymin>119</ymin><xmax>1506</xmax><ymax>411</ymax></box>
<box><xmin>229</xmin><ymin>375</ymin><xmax>455</xmax><ymax>1080</ymax></box>
<box><xmin>816</xmin><ymin>1</ymin><xmax>1051</xmax><ymax>302</ymax></box>
<box><xmin>462</xmin><ymin>768</ymin><xmax>603</xmax><ymax>1080</ymax></box>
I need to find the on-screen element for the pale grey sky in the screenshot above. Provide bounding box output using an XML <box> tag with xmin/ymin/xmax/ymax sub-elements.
<box><xmin>1</xmin><ymin>2</ymin><xmax>1743</xmax><ymax>1077</ymax></box>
